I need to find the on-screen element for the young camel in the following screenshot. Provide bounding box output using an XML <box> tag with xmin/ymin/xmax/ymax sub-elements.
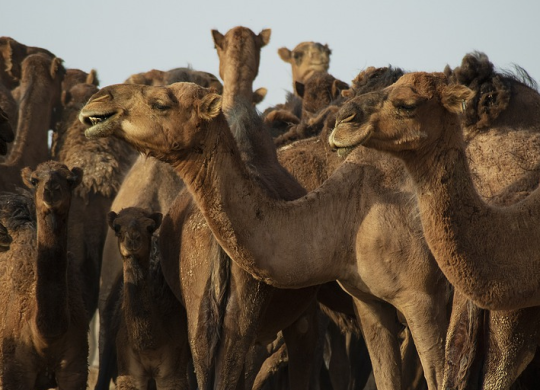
<box><xmin>329</xmin><ymin>71</ymin><xmax>540</xmax><ymax>388</ymax></box>
<box><xmin>0</xmin><ymin>160</ymin><xmax>88</xmax><ymax>389</ymax></box>
<box><xmin>80</xmin><ymin>81</ymin><xmax>449</xmax><ymax>390</ymax></box>
<box><xmin>107</xmin><ymin>207</ymin><xmax>190</xmax><ymax>389</ymax></box>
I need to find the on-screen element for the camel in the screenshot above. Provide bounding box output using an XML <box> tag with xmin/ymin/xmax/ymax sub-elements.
<box><xmin>0</xmin><ymin>160</ymin><xmax>88</xmax><ymax>389</ymax></box>
<box><xmin>0</xmin><ymin>36</ymin><xmax>55</xmax><ymax>90</ymax></box>
<box><xmin>278</xmin><ymin>41</ymin><xmax>331</xmax><ymax>95</ymax></box>
<box><xmin>80</xmin><ymin>79</ymin><xmax>451</xmax><ymax>390</ymax></box>
<box><xmin>125</xmin><ymin>66</ymin><xmax>224</xmax><ymax>93</ymax></box>
<box><xmin>0</xmin><ymin>222</ymin><xmax>10</xmax><ymax>251</ymax></box>
<box><xmin>105</xmin><ymin>207</ymin><xmax>190</xmax><ymax>389</ymax></box>
<box><xmin>329</xmin><ymin>71</ymin><xmax>540</xmax><ymax>388</ymax></box>
<box><xmin>0</xmin><ymin>52</ymin><xmax>65</xmax><ymax>191</ymax></box>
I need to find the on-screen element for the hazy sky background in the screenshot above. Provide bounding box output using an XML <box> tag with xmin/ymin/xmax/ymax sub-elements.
<box><xmin>3</xmin><ymin>0</ymin><xmax>539</xmax><ymax>111</ymax></box>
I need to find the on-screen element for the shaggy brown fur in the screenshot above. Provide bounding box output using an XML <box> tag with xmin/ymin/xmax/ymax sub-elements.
<box><xmin>80</xmin><ymin>81</ymin><xmax>449</xmax><ymax>390</ymax></box>
<box><xmin>0</xmin><ymin>222</ymin><xmax>10</xmax><ymax>251</ymax></box>
<box><xmin>0</xmin><ymin>53</ymin><xmax>65</xmax><ymax>191</ymax></box>
<box><xmin>126</xmin><ymin>66</ymin><xmax>223</xmax><ymax>94</ymax></box>
<box><xmin>331</xmin><ymin>71</ymin><xmax>540</xmax><ymax>389</ymax></box>
<box><xmin>0</xmin><ymin>161</ymin><xmax>88</xmax><ymax>389</ymax></box>
<box><xmin>106</xmin><ymin>207</ymin><xmax>189</xmax><ymax>389</ymax></box>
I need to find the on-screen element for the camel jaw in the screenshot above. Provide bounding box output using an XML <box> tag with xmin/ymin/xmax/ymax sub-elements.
<box><xmin>79</xmin><ymin>110</ymin><xmax>119</xmax><ymax>139</ymax></box>
<box><xmin>329</xmin><ymin>122</ymin><xmax>374</xmax><ymax>157</ymax></box>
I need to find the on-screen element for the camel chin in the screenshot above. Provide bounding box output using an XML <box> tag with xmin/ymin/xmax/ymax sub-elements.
<box><xmin>83</xmin><ymin>119</ymin><xmax>116</xmax><ymax>139</ymax></box>
<box><xmin>329</xmin><ymin>123</ymin><xmax>374</xmax><ymax>152</ymax></box>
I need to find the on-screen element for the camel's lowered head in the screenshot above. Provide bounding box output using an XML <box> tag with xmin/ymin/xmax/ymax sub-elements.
<box><xmin>329</xmin><ymin>72</ymin><xmax>475</xmax><ymax>157</ymax></box>
<box><xmin>108</xmin><ymin>207</ymin><xmax>162</xmax><ymax>262</ymax></box>
<box><xmin>21</xmin><ymin>160</ymin><xmax>82</xmax><ymax>212</ymax></box>
<box><xmin>279</xmin><ymin>42</ymin><xmax>331</xmax><ymax>92</ymax></box>
<box><xmin>80</xmin><ymin>82</ymin><xmax>223</xmax><ymax>163</ymax></box>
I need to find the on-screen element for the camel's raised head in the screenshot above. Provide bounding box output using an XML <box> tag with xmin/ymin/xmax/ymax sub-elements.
<box><xmin>0</xmin><ymin>222</ymin><xmax>12</xmax><ymax>252</ymax></box>
<box><xmin>330</xmin><ymin>72</ymin><xmax>475</xmax><ymax>156</ymax></box>
<box><xmin>212</xmin><ymin>26</ymin><xmax>271</xmax><ymax>87</ymax></box>
<box><xmin>108</xmin><ymin>207</ymin><xmax>162</xmax><ymax>259</ymax></box>
<box><xmin>21</xmin><ymin>160</ymin><xmax>82</xmax><ymax>211</ymax></box>
<box><xmin>80</xmin><ymin>82</ymin><xmax>223</xmax><ymax>162</ymax></box>
<box><xmin>278</xmin><ymin>42</ymin><xmax>331</xmax><ymax>93</ymax></box>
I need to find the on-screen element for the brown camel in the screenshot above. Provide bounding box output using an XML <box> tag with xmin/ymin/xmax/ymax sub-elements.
<box><xmin>105</xmin><ymin>207</ymin><xmax>190</xmax><ymax>389</ymax></box>
<box><xmin>278</xmin><ymin>41</ymin><xmax>331</xmax><ymax>95</ymax></box>
<box><xmin>441</xmin><ymin>53</ymin><xmax>540</xmax><ymax>390</ymax></box>
<box><xmin>0</xmin><ymin>222</ymin><xmax>10</xmax><ymax>251</ymax></box>
<box><xmin>0</xmin><ymin>52</ymin><xmax>65</xmax><ymax>191</ymax></box>
<box><xmin>0</xmin><ymin>36</ymin><xmax>55</xmax><ymax>90</ymax></box>
<box><xmin>79</xmin><ymin>80</ymin><xmax>450</xmax><ymax>389</ymax></box>
<box><xmin>330</xmin><ymin>71</ymin><xmax>540</xmax><ymax>388</ymax></box>
<box><xmin>0</xmin><ymin>160</ymin><xmax>88</xmax><ymax>389</ymax></box>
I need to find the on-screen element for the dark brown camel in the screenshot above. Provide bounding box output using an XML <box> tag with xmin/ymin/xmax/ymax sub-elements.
<box><xmin>0</xmin><ymin>52</ymin><xmax>65</xmax><ymax>191</ymax></box>
<box><xmin>106</xmin><ymin>207</ymin><xmax>190</xmax><ymax>389</ymax></box>
<box><xmin>0</xmin><ymin>222</ymin><xmax>10</xmax><ymax>251</ymax></box>
<box><xmin>330</xmin><ymin>70</ymin><xmax>540</xmax><ymax>389</ymax></box>
<box><xmin>79</xmin><ymin>80</ymin><xmax>449</xmax><ymax>390</ymax></box>
<box><xmin>0</xmin><ymin>160</ymin><xmax>88</xmax><ymax>389</ymax></box>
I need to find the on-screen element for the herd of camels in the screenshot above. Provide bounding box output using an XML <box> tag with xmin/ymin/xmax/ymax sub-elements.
<box><xmin>0</xmin><ymin>24</ymin><xmax>540</xmax><ymax>390</ymax></box>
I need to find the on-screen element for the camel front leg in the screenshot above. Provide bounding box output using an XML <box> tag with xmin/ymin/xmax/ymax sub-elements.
<box><xmin>353</xmin><ymin>297</ymin><xmax>403</xmax><ymax>390</ymax></box>
<box><xmin>281</xmin><ymin>300</ymin><xmax>320</xmax><ymax>390</ymax></box>
<box><xmin>399</xmin><ymin>291</ymin><xmax>449</xmax><ymax>390</ymax></box>
<box><xmin>481</xmin><ymin>308</ymin><xmax>540</xmax><ymax>390</ymax></box>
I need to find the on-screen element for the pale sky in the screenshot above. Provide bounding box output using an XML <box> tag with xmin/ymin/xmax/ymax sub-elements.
<box><xmin>3</xmin><ymin>0</ymin><xmax>539</xmax><ymax>111</ymax></box>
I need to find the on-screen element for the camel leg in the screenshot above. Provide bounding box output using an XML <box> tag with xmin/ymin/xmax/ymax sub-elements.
<box><xmin>398</xmin><ymin>291</ymin><xmax>449</xmax><ymax>390</ymax></box>
<box><xmin>352</xmin><ymin>297</ymin><xmax>403</xmax><ymax>390</ymax></box>
<box><xmin>251</xmin><ymin>339</ymin><xmax>288</xmax><ymax>390</ymax></box>
<box><xmin>281</xmin><ymin>300</ymin><xmax>320</xmax><ymax>390</ymax></box>
<box><xmin>481</xmin><ymin>308</ymin><xmax>540</xmax><ymax>390</ymax></box>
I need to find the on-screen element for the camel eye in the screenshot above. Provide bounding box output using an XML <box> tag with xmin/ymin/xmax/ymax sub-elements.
<box><xmin>113</xmin><ymin>224</ymin><xmax>121</xmax><ymax>234</ymax></box>
<box><xmin>29</xmin><ymin>177</ymin><xmax>38</xmax><ymax>186</ymax></box>
<box><xmin>152</xmin><ymin>102</ymin><xmax>170</xmax><ymax>111</ymax></box>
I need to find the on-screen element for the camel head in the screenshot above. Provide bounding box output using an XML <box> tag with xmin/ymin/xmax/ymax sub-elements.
<box><xmin>295</xmin><ymin>71</ymin><xmax>349</xmax><ymax>116</ymax></box>
<box><xmin>80</xmin><ymin>82</ymin><xmax>223</xmax><ymax>163</ymax></box>
<box><xmin>0</xmin><ymin>222</ymin><xmax>11</xmax><ymax>252</ymax></box>
<box><xmin>342</xmin><ymin>66</ymin><xmax>406</xmax><ymax>99</ymax></box>
<box><xmin>278</xmin><ymin>42</ymin><xmax>331</xmax><ymax>93</ymax></box>
<box><xmin>212</xmin><ymin>26</ymin><xmax>271</xmax><ymax>86</ymax></box>
<box><xmin>21</xmin><ymin>160</ymin><xmax>82</xmax><ymax>212</ymax></box>
<box><xmin>108</xmin><ymin>207</ymin><xmax>162</xmax><ymax>261</ymax></box>
<box><xmin>329</xmin><ymin>72</ymin><xmax>475</xmax><ymax>157</ymax></box>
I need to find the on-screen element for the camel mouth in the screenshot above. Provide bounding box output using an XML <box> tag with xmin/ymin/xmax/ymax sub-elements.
<box><xmin>79</xmin><ymin>110</ymin><xmax>118</xmax><ymax>139</ymax></box>
<box><xmin>329</xmin><ymin>123</ymin><xmax>374</xmax><ymax>158</ymax></box>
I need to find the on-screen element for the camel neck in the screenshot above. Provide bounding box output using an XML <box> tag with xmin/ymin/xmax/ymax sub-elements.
<box><xmin>5</xmin><ymin>74</ymin><xmax>55</xmax><ymax>168</ymax></box>
<box><xmin>221</xmin><ymin>65</ymin><xmax>256</xmax><ymax>113</ymax></box>
<box><xmin>404</xmin><ymin>124</ymin><xmax>540</xmax><ymax>310</ymax></box>
<box><xmin>122</xmin><ymin>256</ymin><xmax>158</xmax><ymax>351</ymax></box>
<box><xmin>35</xmin><ymin>209</ymin><xmax>69</xmax><ymax>340</ymax></box>
<box><xmin>174</xmin><ymin>117</ymin><xmax>366</xmax><ymax>289</ymax></box>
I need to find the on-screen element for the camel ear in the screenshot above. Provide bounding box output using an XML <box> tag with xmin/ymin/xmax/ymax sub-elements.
<box><xmin>295</xmin><ymin>81</ymin><xmax>305</xmax><ymax>98</ymax></box>
<box><xmin>442</xmin><ymin>84</ymin><xmax>475</xmax><ymax>114</ymax></box>
<box><xmin>324</xmin><ymin>44</ymin><xmax>332</xmax><ymax>56</ymax></box>
<box><xmin>198</xmin><ymin>93</ymin><xmax>222</xmax><ymax>121</ymax></box>
<box><xmin>341</xmin><ymin>88</ymin><xmax>353</xmax><ymax>98</ymax></box>
<box><xmin>212</xmin><ymin>30</ymin><xmax>225</xmax><ymax>50</ymax></box>
<box><xmin>61</xmin><ymin>90</ymin><xmax>72</xmax><ymax>107</ymax></box>
<box><xmin>332</xmin><ymin>80</ymin><xmax>349</xmax><ymax>99</ymax></box>
<box><xmin>87</xmin><ymin>69</ymin><xmax>99</xmax><ymax>86</ymax></box>
<box><xmin>68</xmin><ymin>167</ymin><xmax>83</xmax><ymax>188</ymax></box>
<box><xmin>278</xmin><ymin>47</ymin><xmax>292</xmax><ymax>63</ymax></box>
<box><xmin>252</xmin><ymin>87</ymin><xmax>267</xmax><ymax>105</ymax></box>
<box><xmin>107</xmin><ymin>211</ymin><xmax>118</xmax><ymax>230</ymax></box>
<box><xmin>258</xmin><ymin>29</ymin><xmax>271</xmax><ymax>47</ymax></box>
<box><xmin>21</xmin><ymin>166</ymin><xmax>34</xmax><ymax>188</ymax></box>
<box><xmin>148</xmin><ymin>212</ymin><xmax>163</xmax><ymax>233</ymax></box>
<box><xmin>50</xmin><ymin>57</ymin><xmax>63</xmax><ymax>79</ymax></box>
